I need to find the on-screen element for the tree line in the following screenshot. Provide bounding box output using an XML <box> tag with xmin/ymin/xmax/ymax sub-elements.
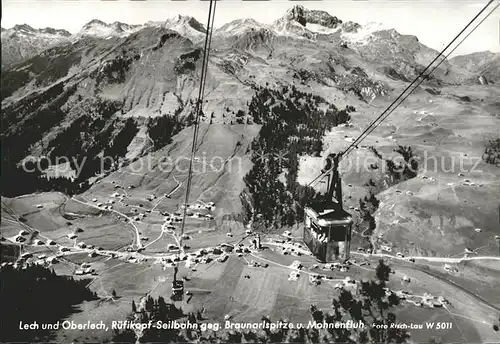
<box><xmin>483</xmin><ymin>138</ymin><xmax>500</xmax><ymax>166</ymax></box>
<box><xmin>243</xmin><ymin>85</ymin><xmax>354</xmax><ymax>229</ymax></box>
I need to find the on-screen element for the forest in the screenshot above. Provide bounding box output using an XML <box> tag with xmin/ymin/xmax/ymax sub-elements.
<box><xmin>483</xmin><ymin>138</ymin><xmax>500</xmax><ymax>166</ymax></box>
<box><xmin>243</xmin><ymin>85</ymin><xmax>354</xmax><ymax>228</ymax></box>
<box><xmin>0</xmin><ymin>264</ymin><xmax>97</xmax><ymax>342</ymax></box>
<box><xmin>1</xmin><ymin>110</ymin><xmax>186</xmax><ymax>197</ymax></box>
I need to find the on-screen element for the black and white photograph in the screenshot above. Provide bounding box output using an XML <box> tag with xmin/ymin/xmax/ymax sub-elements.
<box><xmin>1</xmin><ymin>0</ymin><xmax>500</xmax><ymax>343</ymax></box>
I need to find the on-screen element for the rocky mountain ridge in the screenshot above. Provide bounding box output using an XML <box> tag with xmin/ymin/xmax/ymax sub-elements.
<box><xmin>77</xmin><ymin>19</ymin><xmax>142</xmax><ymax>38</ymax></box>
<box><xmin>3</xmin><ymin>5</ymin><xmax>498</xmax><ymax>76</ymax></box>
<box><xmin>2</xmin><ymin>24</ymin><xmax>71</xmax><ymax>37</ymax></box>
<box><xmin>1</xmin><ymin>25</ymin><xmax>72</xmax><ymax>68</ymax></box>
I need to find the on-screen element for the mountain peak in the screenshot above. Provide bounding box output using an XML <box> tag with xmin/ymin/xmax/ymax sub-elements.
<box><xmin>13</xmin><ymin>24</ymin><xmax>36</xmax><ymax>32</ymax></box>
<box><xmin>286</xmin><ymin>4</ymin><xmax>306</xmax><ymax>18</ymax></box>
<box><xmin>110</xmin><ymin>21</ymin><xmax>138</xmax><ymax>33</ymax></box>
<box><xmin>81</xmin><ymin>19</ymin><xmax>109</xmax><ymax>30</ymax></box>
<box><xmin>78</xmin><ymin>19</ymin><xmax>141</xmax><ymax>38</ymax></box>
<box><xmin>167</xmin><ymin>15</ymin><xmax>193</xmax><ymax>25</ymax></box>
<box><xmin>3</xmin><ymin>24</ymin><xmax>71</xmax><ymax>37</ymax></box>
<box><xmin>166</xmin><ymin>15</ymin><xmax>206</xmax><ymax>33</ymax></box>
<box><xmin>164</xmin><ymin>15</ymin><xmax>206</xmax><ymax>38</ymax></box>
<box><xmin>175</xmin><ymin>15</ymin><xmax>192</xmax><ymax>22</ymax></box>
<box><xmin>271</xmin><ymin>5</ymin><xmax>342</xmax><ymax>39</ymax></box>
<box><xmin>281</xmin><ymin>5</ymin><xmax>342</xmax><ymax>29</ymax></box>
<box><xmin>87</xmin><ymin>19</ymin><xmax>108</xmax><ymax>26</ymax></box>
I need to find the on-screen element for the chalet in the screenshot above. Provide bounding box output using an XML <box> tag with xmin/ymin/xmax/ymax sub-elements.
<box><xmin>21</xmin><ymin>252</ymin><xmax>33</xmax><ymax>259</ymax></box>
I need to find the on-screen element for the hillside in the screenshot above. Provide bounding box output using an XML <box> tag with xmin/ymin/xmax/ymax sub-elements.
<box><xmin>2</xmin><ymin>4</ymin><xmax>500</xmax><ymax>343</ymax></box>
<box><xmin>449</xmin><ymin>51</ymin><xmax>500</xmax><ymax>84</ymax></box>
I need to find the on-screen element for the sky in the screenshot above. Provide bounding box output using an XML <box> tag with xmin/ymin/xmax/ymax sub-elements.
<box><xmin>2</xmin><ymin>0</ymin><xmax>499</xmax><ymax>56</ymax></box>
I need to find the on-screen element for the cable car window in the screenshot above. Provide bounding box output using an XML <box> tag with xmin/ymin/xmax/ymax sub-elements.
<box><xmin>329</xmin><ymin>225</ymin><xmax>348</xmax><ymax>242</ymax></box>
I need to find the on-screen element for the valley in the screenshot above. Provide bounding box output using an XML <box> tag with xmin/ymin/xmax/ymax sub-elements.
<box><xmin>1</xmin><ymin>3</ymin><xmax>500</xmax><ymax>343</ymax></box>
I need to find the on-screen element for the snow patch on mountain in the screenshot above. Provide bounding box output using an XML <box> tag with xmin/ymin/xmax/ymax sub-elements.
<box><xmin>2</xmin><ymin>24</ymin><xmax>71</xmax><ymax>39</ymax></box>
<box><xmin>164</xmin><ymin>15</ymin><xmax>206</xmax><ymax>40</ymax></box>
<box><xmin>341</xmin><ymin>22</ymin><xmax>390</xmax><ymax>45</ymax></box>
<box><xmin>272</xmin><ymin>18</ymin><xmax>316</xmax><ymax>40</ymax></box>
<box><xmin>77</xmin><ymin>19</ymin><xmax>142</xmax><ymax>38</ymax></box>
<box><xmin>217</xmin><ymin>19</ymin><xmax>268</xmax><ymax>37</ymax></box>
<box><xmin>305</xmin><ymin>23</ymin><xmax>339</xmax><ymax>35</ymax></box>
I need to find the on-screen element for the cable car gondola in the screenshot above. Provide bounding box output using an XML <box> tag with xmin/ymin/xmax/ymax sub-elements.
<box><xmin>170</xmin><ymin>266</ymin><xmax>184</xmax><ymax>301</ymax></box>
<box><xmin>303</xmin><ymin>153</ymin><xmax>352</xmax><ymax>262</ymax></box>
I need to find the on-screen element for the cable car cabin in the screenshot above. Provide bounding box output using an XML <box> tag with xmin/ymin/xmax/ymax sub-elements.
<box><xmin>171</xmin><ymin>280</ymin><xmax>184</xmax><ymax>301</ymax></box>
<box><xmin>303</xmin><ymin>153</ymin><xmax>352</xmax><ymax>262</ymax></box>
<box><xmin>304</xmin><ymin>203</ymin><xmax>352</xmax><ymax>262</ymax></box>
<box><xmin>170</xmin><ymin>266</ymin><xmax>184</xmax><ymax>301</ymax></box>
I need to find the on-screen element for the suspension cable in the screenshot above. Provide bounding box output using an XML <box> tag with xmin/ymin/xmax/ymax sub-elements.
<box><xmin>192</xmin><ymin>0</ymin><xmax>218</xmax><ymax>151</ymax></box>
<box><xmin>179</xmin><ymin>0</ymin><xmax>217</xmax><ymax>247</ymax></box>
